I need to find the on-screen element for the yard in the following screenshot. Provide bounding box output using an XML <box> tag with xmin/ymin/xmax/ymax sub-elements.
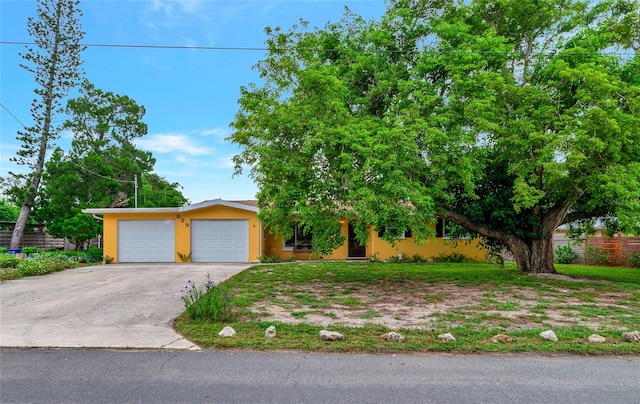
<box><xmin>175</xmin><ymin>262</ymin><xmax>640</xmax><ymax>354</ymax></box>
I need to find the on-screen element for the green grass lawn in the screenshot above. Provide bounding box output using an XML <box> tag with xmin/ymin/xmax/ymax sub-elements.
<box><xmin>175</xmin><ymin>261</ymin><xmax>640</xmax><ymax>354</ymax></box>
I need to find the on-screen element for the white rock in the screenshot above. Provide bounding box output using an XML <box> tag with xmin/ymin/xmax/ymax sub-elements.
<box><xmin>218</xmin><ymin>326</ymin><xmax>236</xmax><ymax>337</ymax></box>
<box><xmin>540</xmin><ymin>330</ymin><xmax>558</xmax><ymax>342</ymax></box>
<box><xmin>265</xmin><ymin>325</ymin><xmax>277</xmax><ymax>338</ymax></box>
<box><xmin>438</xmin><ymin>333</ymin><xmax>456</xmax><ymax>343</ymax></box>
<box><xmin>382</xmin><ymin>332</ymin><xmax>405</xmax><ymax>342</ymax></box>
<box><xmin>588</xmin><ymin>334</ymin><xmax>606</xmax><ymax>343</ymax></box>
<box><xmin>319</xmin><ymin>330</ymin><xmax>344</xmax><ymax>341</ymax></box>
<box><xmin>621</xmin><ymin>330</ymin><xmax>640</xmax><ymax>342</ymax></box>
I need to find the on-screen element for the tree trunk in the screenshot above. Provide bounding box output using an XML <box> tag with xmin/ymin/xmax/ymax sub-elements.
<box><xmin>508</xmin><ymin>236</ymin><xmax>557</xmax><ymax>274</ymax></box>
<box><xmin>9</xmin><ymin>205</ymin><xmax>32</xmax><ymax>249</ymax></box>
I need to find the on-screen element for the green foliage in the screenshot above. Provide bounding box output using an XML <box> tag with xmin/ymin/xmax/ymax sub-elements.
<box><xmin>432</xmin><ymin>253</ymin><xmax>469</xmax><ymax>263</ymax></box>
<box><xmin>386</xmin><ymin>253</ymin><xmax>429</xmax><ymax>263</ymax></box>
<box><xmin>15</xmin><ymin>255</ymin><xmax>73</xmax><ymax>277</ymax></box>
<box><xmin>35</xmin><ymin>80</ymin><xmax>185</xmax><ymax>245</ymax></box>
<box><xmin>181</xmin><ymin>275</ymin><xmax>237</xmax><ymax>322</ymax></box>
<box><xmin>0</xmin><ymin>200</ymin><xmax>20</xmax><ymax>224</ymax></box>
<box><xmin>259</xmin><ymin>255</ymin><xmax>296</xmax><ymax>263</ymax></box>
<box><xmin>21</xmin><ymin>246</ymin><xmax>42</xmax><ymax>256</ymax></box>
<box><xmin>138</xmin><ymin>173</ymin><xmax>189</xmax><ymax>207</ymax></box>
<box><xmin>585</xmin><ymin>245</ymin><xmax>610</xmax><ymax>265</ymax></box>
<box><xmin>60</xmin><ymin>248</ymin><xmax>103</xmax><ymax>263</ymax></box>
<box><xmin>0</xmin><ymin>253</ymin><xmax>20</xmax><ymax>269</ymax></box>
<box><xmin>229</xmin><ymin>0</ymin><xmax>640</xmax><ymax>274</ymax></box>
<box><xmin>628</xmin><ymin>253</ymin><xmax>640</xmax><ymax>268</ymax></box>
<box><xmin>554</xmin><ymin>245</ymin><xmax>578</xmax><ymax>264</ymax></box>
<box><xmin>0</xmin><ymin>247</ymin><xmax>8</xmax><ymax>254</ymax></box>
<box><xmin>9</xmin><ymin>0</ymin><xmax>85</xmax><ymax>250</ymax></box>
<box><xmin>83</xmin><ymin>247</ymin><xmax>103</xmax><ymax>262</ymax></box>
<box><xmin>177</xmin><ymin>251</ymin><xmax>192</xmax><ymax>263</ymax></box>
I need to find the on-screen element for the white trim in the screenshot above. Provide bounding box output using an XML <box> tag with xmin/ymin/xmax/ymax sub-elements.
<box><xmin>83</xmin><ymin>199</ymin><xmax>259</xmax><ymax>215</ymax></box>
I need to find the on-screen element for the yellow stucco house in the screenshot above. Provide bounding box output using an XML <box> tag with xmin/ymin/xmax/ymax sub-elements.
<box><xmin>84</xmin><ymin>199</ymin><xmax>486</xmax><ymax>263</ymax></box>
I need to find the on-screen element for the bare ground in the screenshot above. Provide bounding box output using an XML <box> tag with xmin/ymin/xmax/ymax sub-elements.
<box><xmin>247</xmin><ymin>276</ymin><xmax>639</xmax><ymax>331</ymax></box>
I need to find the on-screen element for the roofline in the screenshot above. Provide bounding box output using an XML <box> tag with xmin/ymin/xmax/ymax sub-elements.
<box><xmin>82</xmin><ymin>199</ymin><xmax>259</xmax><ymax>215</ymax></box>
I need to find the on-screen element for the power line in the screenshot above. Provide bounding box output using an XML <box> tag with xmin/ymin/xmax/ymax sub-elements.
<box><xmin>0</xmin><ymin>40</ymin><xmax>634</xmax><ymax>56</ymax></box>
<box><xmin>0</xmin><ymin>102</ymin><xmax>28</xmax><ymax>129</ymax></box>
<box><xmin>66</xmin><ymin>158</ymin><xmax>135</xmax><ymax>184</ymax></box>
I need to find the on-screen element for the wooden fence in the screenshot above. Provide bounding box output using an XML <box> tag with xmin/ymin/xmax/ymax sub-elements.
<box><xmin>585</xmin><ymin>237</ymin><xmax>640</xmax><ymax>266</ymax></box>
<box><xmin>0</xmin><ymin>222</ymin><xmax>100</xmax><ymax>250</ymax></box>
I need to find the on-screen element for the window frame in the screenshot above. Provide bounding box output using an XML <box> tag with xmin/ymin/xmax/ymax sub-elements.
<box><xmin>378</xmin><ymin>226</ymin><xmax>412</xmax><ymax>240</ymax></box>
<box><xmin>283</xmin><ymin>222</ymin><xmax>313</xmax><ymax>251</ymax></box>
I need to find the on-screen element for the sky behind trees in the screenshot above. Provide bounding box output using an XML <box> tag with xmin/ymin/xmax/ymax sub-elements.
<box><xmin>1</xmin><ymin>0</ymin><xmax>386</xmax><ymax>203</ymax></box>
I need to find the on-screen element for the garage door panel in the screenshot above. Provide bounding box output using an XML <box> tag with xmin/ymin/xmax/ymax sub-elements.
<box><xmin>191</xmin><ymin>220</ymin><xmax>248</xmax><ymax>263</ymax></box>
<box><xmin>118</xmin><ymin>220</ymin><xmax>175</xmax><ymax>263</ymax></box>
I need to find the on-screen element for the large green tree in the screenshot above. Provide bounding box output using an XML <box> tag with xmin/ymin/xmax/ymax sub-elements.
<box><xmin>9</xmin><ymin>0</ymin><xmax>85</xmax><ymax>249</ymax></box>
<box><xmin>36</xmin><ymin>81</ymin><xmax>186</xmax><ymax>247</ymax></box>
<box><xmin>230</xmin><ymin>0</ymin><xmax>640</xmax><ymax>273</ymax></box>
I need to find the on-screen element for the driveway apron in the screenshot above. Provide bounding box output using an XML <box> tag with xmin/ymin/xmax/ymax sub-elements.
<box><xmin>0</xmin><ymin>264</ymin><xmax>250</xmax><ymax>349</ymax></box>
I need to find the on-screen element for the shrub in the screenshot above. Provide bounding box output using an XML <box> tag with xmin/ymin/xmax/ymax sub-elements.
<box><xmin>367</xmin><ymin>253</ymin><xmax>380</xmax><ymax>262</ymax></box>
<box><xmin>0</xmin><ymin>247</ymin><xmax>8</xmax><ymax>254</ymax></box>
<box><xmin>259</xmin><ymin>255</ymin><xmax>293</xmax><ymax>263</ymax></box>
<box><xmin>432</xmin><ymin>252</ymin><xmax>469</xmax><ymax>263</ymax></box>
<box><xmin>411</xmin><ymin>254</ymin><xmax>428</xmax><ymax>263</ymax></box>
<box><xmin>16</xmin><ymin>256</ymin><xmax>67</xmax><ymax>276</ymax></box>
<box><xmin>0</xmin><ymin>253</ymin><xmax>20</xmax><ymax>269</ymax></box>
<box><xmin>21</xmin><ymin>246</ymin><xmax>42</xmax><ymax>256</ymax></box>
<box><xmin>554</xmin><ymin>245</ymin><xmax>578</xmax><ymax>264</ymax></box>
<box><xmin>181</xmin><ymin>275</ymin><xmax>237</xmax><ymax>322</ymax></box>
<box><xmin>629</xmin><ymin>253</ymin><xmax>640</xmax><ymax>268</ymax></box>
<box><xmin>83</xmin><ymin>247</ymin><xmax>103</xmax><ymax>263</ymax></box>
<box><xmin>585</xmin><ymin>245</ymin><xmax>609</xmax><ymax>265</ymax></box>
<box><xmin>177</xmin><ymin>251</ymin><xmax>191</xmax><ymax>263</ymax></box>
<box><xmin>62</xmin><ymin>250</ymin><xmax>84</xmax><ymax>262</ymax></box>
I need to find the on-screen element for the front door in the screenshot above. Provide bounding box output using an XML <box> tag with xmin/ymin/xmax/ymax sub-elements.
<box><xmin>348</xmin><ymin>222</ymin><xmax>366</xmax><ymax>258</ymax></box>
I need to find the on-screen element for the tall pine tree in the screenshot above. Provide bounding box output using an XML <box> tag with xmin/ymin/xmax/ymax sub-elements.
<box><xmin>10</xmin><ymin>0</ymin><xmax>85</xmax><ymax>249</ymax></box>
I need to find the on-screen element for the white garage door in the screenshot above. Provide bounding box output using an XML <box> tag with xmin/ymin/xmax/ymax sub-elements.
<box><xmin>191</xmin><ymin>220</ymin><xmax>249</xmax><ymax>263</ymax></box>
<box><xmin>118</xmin><ymin>220</ymin><xmax>175</xmax><ymax>263</ymax></box>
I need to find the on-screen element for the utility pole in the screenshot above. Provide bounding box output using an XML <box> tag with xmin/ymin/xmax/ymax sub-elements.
<box><xmin>134</xmin><ymin>174</ymin><xmax>138</xmax><ymax>208</ymax></box>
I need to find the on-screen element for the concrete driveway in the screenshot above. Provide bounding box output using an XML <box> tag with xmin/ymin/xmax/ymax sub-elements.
<box><xmin>0</xmin><ymin>263</ymin><xmax>250</xmax><ymax>349</ymax></box>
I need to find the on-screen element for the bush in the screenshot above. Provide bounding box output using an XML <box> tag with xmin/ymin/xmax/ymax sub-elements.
<box><xmin>21</xmin><ymin>246</ymin><xmax>42</xmax><ymax>256</ymax></box>
<box><xmin>0</xmin><ymin>253</ymin><xmax>20</xmax><ymax>269</ymax></box>
<box><xmin>554</xmin><ymin>245</ymin><xmax>578</xmax><ymax>264</ymax></box>
<box><xmin>16</xmin><ymin>256</ymin><xmax>68</xmax><ymax>277</ymax></box>
<box><xmin>585</xmin><ymin>245</ymin><xmax>610</xmax><ymax>265</ymax></box>
<box><xmin>83</xmin><ymin>247</ymin><xmax>103</xmax><ymax>263</ymax></box>
<box><xmin>0</xmin><ymin>247</ymin><xmax>8</xmax><ymax>254</ymax></box>
<box><xmin>259</xmin><ymin>255</ymin><xmax>295</xmax><ymax>263</ymax></box>
<box><xmin>181</xmin><ymin>275</ymin><xmax>237</xmax><ymax>322</ymax></box>
<box><xmin>432</xmin><ymin>252</ymin><xmax>469</xmax><ymax>263</ymax></box>
<box><xmin>629</xmin><ymin>253</ymin><xmax>640</xmax><ymax>268</ymax></box>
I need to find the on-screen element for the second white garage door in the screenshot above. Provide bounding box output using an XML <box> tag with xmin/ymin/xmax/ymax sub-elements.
<box><xmin>191</xmin><ymin>220</ymin><xmax>249</xmax><ymax>263</ymax></box>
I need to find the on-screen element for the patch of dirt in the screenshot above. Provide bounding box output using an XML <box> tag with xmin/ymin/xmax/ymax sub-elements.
<box><xmin>248</xmin><ymin>280</ymin><xmax>639</xmax><ymax>331</ymax></box>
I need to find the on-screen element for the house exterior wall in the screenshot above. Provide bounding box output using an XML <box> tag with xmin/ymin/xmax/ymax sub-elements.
<box><xmin>263</xmin><ymin>221</ymin><xmax>487</xmax><ymax>261</ymax></box>
<box><xmin>102</xmin><ymin>205</ymin><xmax>261</xmax><ymax>263</ymax></box>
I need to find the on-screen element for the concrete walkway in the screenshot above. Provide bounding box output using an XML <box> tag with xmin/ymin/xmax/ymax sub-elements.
<box><xmin>0</xmin><ymin>263</ymin><xmax>250</xmax><ymax>349</ymax></box>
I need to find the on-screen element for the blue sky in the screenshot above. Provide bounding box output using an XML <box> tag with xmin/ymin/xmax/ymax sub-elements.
<box><xmin>1</xmin><ymin>0</ymin><xmax>386</xmax><ymax>204</ymax></box>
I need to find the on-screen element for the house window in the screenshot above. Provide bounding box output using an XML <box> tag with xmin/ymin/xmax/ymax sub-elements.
<box><xmin>284</xmin><ymin>222</ymin><xmax>313</xmax><ymax>251</ymax></box>
<box><xmin>378</xmin><ymin>227</ymin><xmax>412</xmax><ymax>239</ymax></box>
<box><xmin>436</xmin><ymin>218</ymin><xmax>450</xmax><ymax>238</ymax></box>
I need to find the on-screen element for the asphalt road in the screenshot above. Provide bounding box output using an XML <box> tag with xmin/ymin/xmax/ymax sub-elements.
<box><xmin>1</xmin><ymin>349</ymin><xmax>638</xmax><ymax>403</ymax></box>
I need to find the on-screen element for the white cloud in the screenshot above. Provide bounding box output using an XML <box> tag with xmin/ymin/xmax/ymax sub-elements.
<box><xmin>201</xmin><ymin>127</ymin><xmax>231</xmax><ymax>140</ymax></box>
<box><xmin>217</xmin><ymin>154</ymin><xmax>237</xmax><ymax>169</ymax></box>
<box><xmin>137</xmin><ymin>133</ymin><xmax>214</xmax><ymax>155</ymax></box>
